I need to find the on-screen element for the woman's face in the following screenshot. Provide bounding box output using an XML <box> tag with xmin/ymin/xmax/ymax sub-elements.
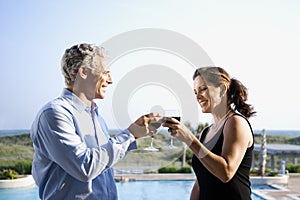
<box><xmin>193</xmin><ymin>75</ymin><xmax>223</xmax><ymax>113</ymax></box>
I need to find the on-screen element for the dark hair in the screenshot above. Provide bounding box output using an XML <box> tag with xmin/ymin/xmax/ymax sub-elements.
<box><xmin>193</xmin><ymin>66</ymin><xmax>256</xmax><ymax>118</ymax></box>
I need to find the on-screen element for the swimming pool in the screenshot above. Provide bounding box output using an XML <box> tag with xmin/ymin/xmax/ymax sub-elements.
<box><xmin>0</xmin><ymin>180</ymin><xmax>268</xmax><ymax>200</ymax></box>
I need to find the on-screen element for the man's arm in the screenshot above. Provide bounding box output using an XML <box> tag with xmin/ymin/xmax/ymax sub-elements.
<box><xmin>33</xmin><ymin>106</ymin><xmax>133</xmax><ymax>182</ymax></box>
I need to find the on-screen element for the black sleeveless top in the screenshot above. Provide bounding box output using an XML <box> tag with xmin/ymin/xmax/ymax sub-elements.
<box><xmin>192</xmin><ymin>114</ymin><xmax>253</xmax><ymax>200</ymax></box>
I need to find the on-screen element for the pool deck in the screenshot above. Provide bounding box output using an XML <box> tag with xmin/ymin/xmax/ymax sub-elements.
<box><xmin>254</xmin><ymin>173</ymin><xmax>300</xmax><ymax>200</ymax></box>
<box><xmin>115</xmin><ymin>173</ymin><xmax>300</xmax><ymax>199</ymax></box>
<box><xmin>114</xmin><ymin>173</ymin><xmax>196</xmax><ymax>182</ymax></box>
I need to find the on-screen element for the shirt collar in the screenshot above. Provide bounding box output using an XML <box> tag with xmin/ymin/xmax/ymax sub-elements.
<box><xmin>91</xmin><ymin>101</ymin><xmax>99</xmax><ymax>116</ymax></box>
<box><xmin>61</xmin><ymin>88</ymin><xmax>90</xmax><ymax>113</ymax></box>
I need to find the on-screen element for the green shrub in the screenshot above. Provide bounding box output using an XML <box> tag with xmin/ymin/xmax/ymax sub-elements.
<box><xmin>286</xmin><ymin>164</ymin><xmax>300</xmax><ymax>173</ymax></box>
<box><xmin>250</xmin><ymin>168</ymin><xmax>279</xmax><ymax>176</ymax></box>
<box><xmin>14</xmin><ymin>160</ymin><xmax>32</xmax><ymax>174</ymax></box>
<box><xmin>158</xmin><ymin>166</ymin><xmax>192</xmax><ymax>173</ymax></box>
<box><xmin>267</xmin><ymin>171</ymin><xmax>278</xmax><ymax>176</ymax></box>
<box><xmin>265</xmin><ymin>168</ymin><xmax>271</xmax><ymax>173</ymax></box>
<box><xmin>143</xmin><ymin>169</ymin><xmax>157</xmax><ymax>174</ymax></box>
<box><xmin>0</xmin><ymin>160</ymin><xmax>32</xmax><ymax>175</ymax></box>
<box><xmin>178</xmin><ymin>166</ymin><xmax>192</xmax><ymax>173</ymax></box>
<box><xmin>158</xmin><ymin>166</ymin><xmax>179</xmax><ymax>173</ymax></box>
<box><xmin>0</xmin><ymin>169</ymin><xmax>18</xmax><ymax>180</ymax></box>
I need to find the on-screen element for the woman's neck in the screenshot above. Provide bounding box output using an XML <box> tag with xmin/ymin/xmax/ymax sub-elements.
<box><xmin>213</xmin><ymin>109</ymin><xmax>233</xmax><ymax>125</ymax></box>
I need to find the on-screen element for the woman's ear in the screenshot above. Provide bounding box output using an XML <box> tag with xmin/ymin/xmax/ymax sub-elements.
<box><xmin>78</xmin><ymin>66</ymin><xmax>87</xmax><ymax>79</ymax></box>
<box><xmin>220</xmin><ymin>84</ymin><xmax>227</xmax><ymax>98</ymax></box>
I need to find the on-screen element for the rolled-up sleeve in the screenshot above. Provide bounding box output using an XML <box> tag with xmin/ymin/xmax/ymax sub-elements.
<box><xmin>96</xmin><ymin>114</ymin><xmax>137</xmax><ymax>166</ymax></box>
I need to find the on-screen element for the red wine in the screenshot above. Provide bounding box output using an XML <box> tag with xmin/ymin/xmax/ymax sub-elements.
<box><xmin>166</xmin><ymin>116</ymin><xmax>181</xmax><ymax>124</ymax></box>
<box><xmin>172</xmin><ymin>116</ymin><xmax>181</xmax><ymax>121</ymax></box>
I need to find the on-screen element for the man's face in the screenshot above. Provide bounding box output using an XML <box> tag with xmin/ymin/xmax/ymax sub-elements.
<box><xmin>79</xmin><ymin>55</ymin><xmax>112</xmax><ymax>101</ymax></box>
<box><xmin>95</xmin><ymin>63</ymin><xmax>113</xmax><ymax>99</ymax></box>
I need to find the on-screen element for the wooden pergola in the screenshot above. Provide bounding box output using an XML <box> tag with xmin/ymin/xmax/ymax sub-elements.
<box><xmin>253</xmin><ymin>144</ymin><xmax>300</xmax><ymax>171</ymax></box>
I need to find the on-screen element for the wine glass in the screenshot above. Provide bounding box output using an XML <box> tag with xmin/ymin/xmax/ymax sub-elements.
<box><xmin>143</xmin><ymin>117</ymin><xmax>162</xmax><ymax>152</ymax></box>
<box><xmin>143</xmin><ymin>136</ymin><xmax>159</xmax><ymax>151</ymax></box>
<box><xmin>164</xmin><ymin>109</ymin><xmax>181</xmax><ymax>149</ymax></box>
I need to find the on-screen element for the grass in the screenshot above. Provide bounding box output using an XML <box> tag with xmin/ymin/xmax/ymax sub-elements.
<box><xmin>114</xmin><ymin>133</ymin><xmax>185</xmax><ymax>171</ymax></box>
<box><xmin>0</xmin><ymin>133</ymin><xmax>34</xmax><ymax>164</ymax></box>
<box><xmin>1</xmin><ymin>131</ymin><xmax>300</xmax><ymax>175</ymax></box>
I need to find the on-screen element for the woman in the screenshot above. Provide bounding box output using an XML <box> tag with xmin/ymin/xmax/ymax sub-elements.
<box><xmin>163</xmin><ymin>66</ymin><xmax>256</xmax><ymax>200</ymax></box>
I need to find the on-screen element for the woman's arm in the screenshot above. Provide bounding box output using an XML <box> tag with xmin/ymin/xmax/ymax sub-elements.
<box><xmin>190</xmin><ymin>115</ymin><xmax>252</xmax><ymax>182</ymax></box>
<box><xmin>165</xmin><ymin>115</ymin><xmax>252</xmax><ymax>183</ymax></box>
<box><xmin>190</xmin><ymin>179</ymin><xmax>200</xmax><ymax>200</ymax></box>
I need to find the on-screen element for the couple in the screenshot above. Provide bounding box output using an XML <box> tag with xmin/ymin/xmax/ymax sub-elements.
<box><xmin>31</xmin><ymin>43</ymin><xmax>255</xmax><ymax>200</ymax></box>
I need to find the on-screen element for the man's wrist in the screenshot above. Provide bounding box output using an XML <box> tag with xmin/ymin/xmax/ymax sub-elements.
<box><xmin>125</xmin><ymin>129</ymin><xmax>137</xmax><ymax>140</ymax></box>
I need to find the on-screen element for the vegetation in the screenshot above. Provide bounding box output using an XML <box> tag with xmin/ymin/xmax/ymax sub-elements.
<box><xmin>0</xmin><ymin>133</ymin><xmax>33</xmax><ymax>178</ymax></box>
<box><xmin>288</xmin><ymin>136</ymin><xmax>300</xmax><ymax>145</ymax></box>
<box><xmin>158</xmin><ymin>166</ymin><xmax>192</xmax><ymax>173</ymax></box>
<box><xmin>250</xmin><ymin>168</ymin><xmax>278</xmax><ymax>177</ymax></box>
<box><xmin>0</xmin><ymin>127</ymin><xmax>299</xmax><ymax>179</ymax></box>
<box><xmin>176</xmin><ymin>148</ymin><xmax>193</xmax><ymax>166</ymax></box>
<box><xmin>0</xmin><ymin>169</ymin><xmax>18</xmax><ymax>179</ymax></box>
<box><xmin>253</xmin><ymin>133</ymin><xmax>300</xmax><ymax>145</ymax></box>
<box><xmin>286</xmin><ymin>164</ymin><xmax>300</xmax><ymax>173</ymax></box>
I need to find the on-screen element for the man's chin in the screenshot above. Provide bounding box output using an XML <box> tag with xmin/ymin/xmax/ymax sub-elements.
<box><xmin>95</xmin><ymin>93</ymin><xmax>105</xmax><ymax>99</ymax></box>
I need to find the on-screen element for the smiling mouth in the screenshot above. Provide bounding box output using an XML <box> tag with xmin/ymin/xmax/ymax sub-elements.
<box><xmin>199</xmin><ymin>100</ymin><xmax>207</xmax><ymax>107</ymax></box>
<box><xmin>101</xmin><ymin>85</ymin><xmax>108</xmax><ymax>91</ymax></box>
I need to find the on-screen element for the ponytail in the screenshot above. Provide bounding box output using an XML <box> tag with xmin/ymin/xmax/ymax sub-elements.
<box><xmin>193</xmin><ymin>66</ymin><xmax>256</xmax><ymax>119</ymax></box>
<box><xmin>228</xmin><ymin>78</ymin><xmax>256</xmax><ymax>118</ymax></box>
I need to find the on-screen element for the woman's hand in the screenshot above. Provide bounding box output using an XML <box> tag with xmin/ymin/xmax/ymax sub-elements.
<box><xmin>162</xmin><ymin>117</ymin><xmax>196</xmax><ymax>146</ymax></box>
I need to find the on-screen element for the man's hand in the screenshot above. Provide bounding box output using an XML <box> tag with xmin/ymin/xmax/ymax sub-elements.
<box><xmin>128</xmin><ymin>113</ymin><xmax>162</xmax><ymax>139</ymax></box>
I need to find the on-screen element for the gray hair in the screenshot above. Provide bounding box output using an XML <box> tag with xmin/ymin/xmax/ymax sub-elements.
<box><xmin>61</xmin><ymin>43</ymin><xmax>105</xmax><ymax>86</ymax></box>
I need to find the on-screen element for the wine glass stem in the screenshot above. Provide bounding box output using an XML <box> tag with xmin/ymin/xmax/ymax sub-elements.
<box><xmin>170</xmin><ymin>136</ymin><xmax>174</xmax><ymax>146</ymax></box>
<box><xmin>150</xmin><ymin>137</ymin><xmax>154</xmax><ymax>148</ymax></box>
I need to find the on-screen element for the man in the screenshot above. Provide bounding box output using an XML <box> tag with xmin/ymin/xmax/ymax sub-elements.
<box><xmin>30</xmin><ymin>43</ymin><xmax>158</xmax><ymax>200</ymax></box>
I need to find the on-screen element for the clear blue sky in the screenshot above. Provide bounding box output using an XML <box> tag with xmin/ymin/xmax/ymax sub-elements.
<box><xmin>1</xmin><ymin>0</ymin><xmax>300</xmax><ymax>130</ymax></box>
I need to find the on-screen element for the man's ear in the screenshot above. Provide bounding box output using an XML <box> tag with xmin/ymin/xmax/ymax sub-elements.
<box><xmin>78</xmin><ymin>66</ymin><xmax>87</xmax><ymax>79</ymax></box>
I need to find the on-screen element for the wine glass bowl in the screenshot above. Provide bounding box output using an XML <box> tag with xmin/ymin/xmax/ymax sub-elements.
<box><xmin>165</xmin><ymin>116</ymin><xmax>181</xmax><ymax>124</ymax></box>
<box><xmin>163</xmin><ymin>110</ymin><xmax>181</xmax><ymax>149</ymax></box>
<box><xmin>143</xmin><ymin>109</ymin><xmax>181</xmax><ymax>151</ymax></box>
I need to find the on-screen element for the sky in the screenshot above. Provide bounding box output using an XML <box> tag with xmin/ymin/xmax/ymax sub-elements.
<box><xmin>0</xmin><ymin>0</ymin><xmax>300</xmax><ymax>131</ymax></box>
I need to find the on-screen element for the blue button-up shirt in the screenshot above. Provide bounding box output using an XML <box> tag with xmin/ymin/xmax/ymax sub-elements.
<box><xmin>30</xmin><ymin>88</ymin><xmax>136</xmax><ymax>200</ymax></box>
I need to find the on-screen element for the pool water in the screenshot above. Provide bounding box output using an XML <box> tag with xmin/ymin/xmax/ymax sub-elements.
<box><xmin>117</xmin><ymin>180</ymin><xmax>193</xmax><ymax>200</ymax></box>
<box><xmin>0</xmin><ymin>180</ymin><xmax>268</xmax><ymax>200</ymax></box>
<box><xmin>0</xmin><ymin>185</ymin><xmax>39</xmax><ymax>200</ymax></box>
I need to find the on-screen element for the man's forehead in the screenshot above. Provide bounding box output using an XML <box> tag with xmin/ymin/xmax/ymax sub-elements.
<box><xmin>102</xmin><ymin>65</ymin><xmax>110</xmax><ymax>72</ymax></box>
<box><xmin>99</xmin><ymin>56</ymin><xmax>110</xmax><ymax>71</ymax></box>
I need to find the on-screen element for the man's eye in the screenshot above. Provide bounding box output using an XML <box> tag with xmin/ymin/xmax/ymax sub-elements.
<box><xmin>199</xmin><ymin>87</ymin><xmax>207</xmax><ymax>92</ymax></box>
